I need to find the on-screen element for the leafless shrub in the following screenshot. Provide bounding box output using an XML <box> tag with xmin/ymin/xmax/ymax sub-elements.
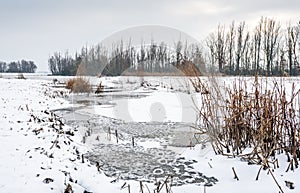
<box><xmin>95</xmin><ymin>82</ymin><xmax>104</xmax><ymax>94</ymax></box>
<box><xmin>66</xmin><ymin>77</ymin><xmax>91</xmax><ymax>93</ymax></box>
<box><xmin>52</xmin><ymin>78</ymin><xmax>58</xmax><ymax>84</ymax></box>
<box><xmin>17</xmin><ymin>73</ymin><xmax>26</xmax><ymax>79</ymax></box>
<box><xmin>64</xmin><ymin>183</ymin><xmax>73</xmax><ymax>193</ymax></box>
<box><xmin>193</xmin><ymin>75</ymin><xmax>300</xmax><ymax>171</ymax></box>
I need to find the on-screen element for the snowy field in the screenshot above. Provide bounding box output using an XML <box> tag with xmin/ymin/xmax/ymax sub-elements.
<box><xmin>0</xmin><ymin>74</ymin><xmax>300</xmax><ymax>193</ymax></box>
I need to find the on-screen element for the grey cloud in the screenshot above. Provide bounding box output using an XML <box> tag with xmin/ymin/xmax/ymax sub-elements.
<box><xmin>0</xmin><ymin>0</ymin><xmax>299</xmax><ymax>71</ymax></box>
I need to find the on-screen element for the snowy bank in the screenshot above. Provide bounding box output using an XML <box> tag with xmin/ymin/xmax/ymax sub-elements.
<box><xmin>0</xmin><ymin>78</ymin><xmax>119</xmax><ymax>193</ymax></box>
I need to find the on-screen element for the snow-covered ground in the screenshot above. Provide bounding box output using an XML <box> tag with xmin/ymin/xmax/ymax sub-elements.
<box><xmin>0</xmin><ymin>78</ymin><xmax>120</xmax><ymax>193</ymax></box>
<box><xmin>0</xmin><ymin>75</ymin><xmax>299</xmax><ymax>193</ymax></box>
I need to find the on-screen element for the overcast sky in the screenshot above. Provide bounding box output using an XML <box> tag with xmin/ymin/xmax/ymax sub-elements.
<box><xmin>0</xmin><ymin>0</ymin><xmax>299</xmax><ymax>72</ymax></box>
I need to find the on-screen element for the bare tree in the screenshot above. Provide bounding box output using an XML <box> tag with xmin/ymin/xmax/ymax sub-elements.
<box><xmin>235</xmin><ymin>21</ymin><xmax>246</xmax><ymax>74</ymax></box>
<box><xmin>0</xmin><ymin>61</ymin><xmax>6</xmax><ymax>72</ymax></box>
<box><xmin>253</xmin><ymin>18</ymin><xmax>263</xmax><ymax>74</ymax></box>
<box><xmin>216</xmin><ymin>24</ymin><xmax>226</xmax><ymax>72</ymax></box>
<box><xmin>298</xmin><ymin>21</ymin><xmax>300</xmax><ymax>63</ymax></box>
<box><xmin>242</xmin><ymin>32</ymin><xmax>252</xmax><ymax>74</ymax></box>
<box><xmin>262</xmin><ymin>17</ymin><xmax>281</xmax><ymax>76</ymax></box>
<box><xmin>226</xmin><ymin>21</ymin><xmax>235</xmax><ymax>73</ymax></box>
<box><xmin>206</xmin><ymin>33</ymin><xmax>216</xmax><ymax>72</ymax></box>
<box><xmin>287</xmin><ymin>22</ymin><xmax>299</xmax><ymax>75</ymax></box>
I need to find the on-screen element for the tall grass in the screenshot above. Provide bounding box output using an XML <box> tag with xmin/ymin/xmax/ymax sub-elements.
<box><xmin>193</xmin><ymin>76</ymin><xmax>300</xmax><ymax>170</ymax></box>
<box><xmin>66</xmin><ymin>77</ymin><xmax>91</xmax><ymax>93</ymax></box>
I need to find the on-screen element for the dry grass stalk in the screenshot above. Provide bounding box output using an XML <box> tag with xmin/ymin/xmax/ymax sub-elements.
<box><xmin>95</xmin><ymin>82</ymin><xmax>104</xmax><ymax>94</ymax></box>
<box><xmin>66</xmin><ymin>77</ymin><xmax>91</xmax><ymax>93</ymax></box>
<box><xmin>193</xmin><ymin>75</ymin><xmax>300</xmax><ymax>171</ymax></box>
<box><xmin>154</xmin><ymin>175</ymin><xmax>173</xmax><ymax>193</ymax></box>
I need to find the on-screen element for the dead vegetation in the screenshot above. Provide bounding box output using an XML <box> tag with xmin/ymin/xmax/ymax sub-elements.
<box><xmin>95</xmin><ymin>82</ymin><xmax>104</xmax><ymax>94</ymax></box>
<box><xmin>66</xmin><ymin>77</ymin><xmax>91</xmax><ymax>93</ymax></box>
<box><xmin>192</xmin><ymin>75</ymin><xmax>300</xmax><ymax>171</ymax></box>
<box><xmin>17</xmin><ymin>73</ymin><xmax>26</xmax><ymax>79</ymax></box>
<box><xmin>120</xmin><ymin>176</ymin><xmax>173</xmax><ymax>193</ymax></box>
<box><xmin>176</xmin><ymin>59</ymin><xmax>202</xmax><ymax>76</ymax></box>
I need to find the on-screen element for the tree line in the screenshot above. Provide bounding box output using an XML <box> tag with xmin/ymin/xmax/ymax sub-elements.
<box><xmin>48</xmin><ymin>17</ymin><xmax>300</xmax><ymax>76</ymax></box>
<box><xmin>0</xmin><ymin>60</ymin><xmax>37</xmax><ymax>73</ymax></box>
<box><xmin>48</xmin><ymin>41</ymin><xmax>205</xmax><ymax>76</ymax></box>
<box><xmin>207</xmin><ymin>17</ymin><xmax>300</xmax><ymax>76</ymax></box>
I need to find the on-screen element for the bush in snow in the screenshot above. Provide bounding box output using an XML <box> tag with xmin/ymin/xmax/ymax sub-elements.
<box><xmin>17</xmin><ymin>73</ymin><xmax>26</xmax><ymax>79</ymax></box>
<box><xmin>66</xmin><ymin>77</ymin><xmax>91</xmax><ymax>93</ymax></box>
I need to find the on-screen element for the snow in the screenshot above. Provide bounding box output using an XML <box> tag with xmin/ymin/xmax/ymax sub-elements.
<box><xmin>181</xmin><ymin>145</ymin><xmax>300</xmax><ymax>193</ymax></box>
<box><xmin>0</xmin><ymin>78</ymin><xmax>120</xmax><ymax>193</ymax></box>
<box><xmin>0</xmin><ymin>75</ymin><xmax>300</xmax><ymax>193</ymax></box>
<box><xmin>93</xmin><ymin>91</ymin><xmax>197</xmax><ymax>123</ymax></box>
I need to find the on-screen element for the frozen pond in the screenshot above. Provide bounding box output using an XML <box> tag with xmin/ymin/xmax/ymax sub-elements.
<box><xmin>53</xmin><ymin>78</ymin><xmax>217</xmax><ymax>186</ymax></box>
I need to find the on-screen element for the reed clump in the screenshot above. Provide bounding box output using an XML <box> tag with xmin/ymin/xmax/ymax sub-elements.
<box><xmin>66</xmin><ymin>77</ymin><xmax>91</xmax><ymax>93</ymax></box>
<box><xmin>193</xmin><ymin>76</ymin><xmax>300</xmax><ymax>171</ymax></box>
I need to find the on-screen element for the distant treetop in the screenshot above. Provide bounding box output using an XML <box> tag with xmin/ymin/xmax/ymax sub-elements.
<box><xmin>0</xmin><ymin>60</ymin><xmax>37</xmax><ymax>73</ymax></box>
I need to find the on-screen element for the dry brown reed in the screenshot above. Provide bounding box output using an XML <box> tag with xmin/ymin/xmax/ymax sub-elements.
<box><xmin>66</xmin><ymin>77</ymin><xmax>91</xmax><ymax>93</ymax></box>
<box><xmin>192</xmin><ymin>75</ymin><xmax>300</xmax><ymax>171</ymax></box>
